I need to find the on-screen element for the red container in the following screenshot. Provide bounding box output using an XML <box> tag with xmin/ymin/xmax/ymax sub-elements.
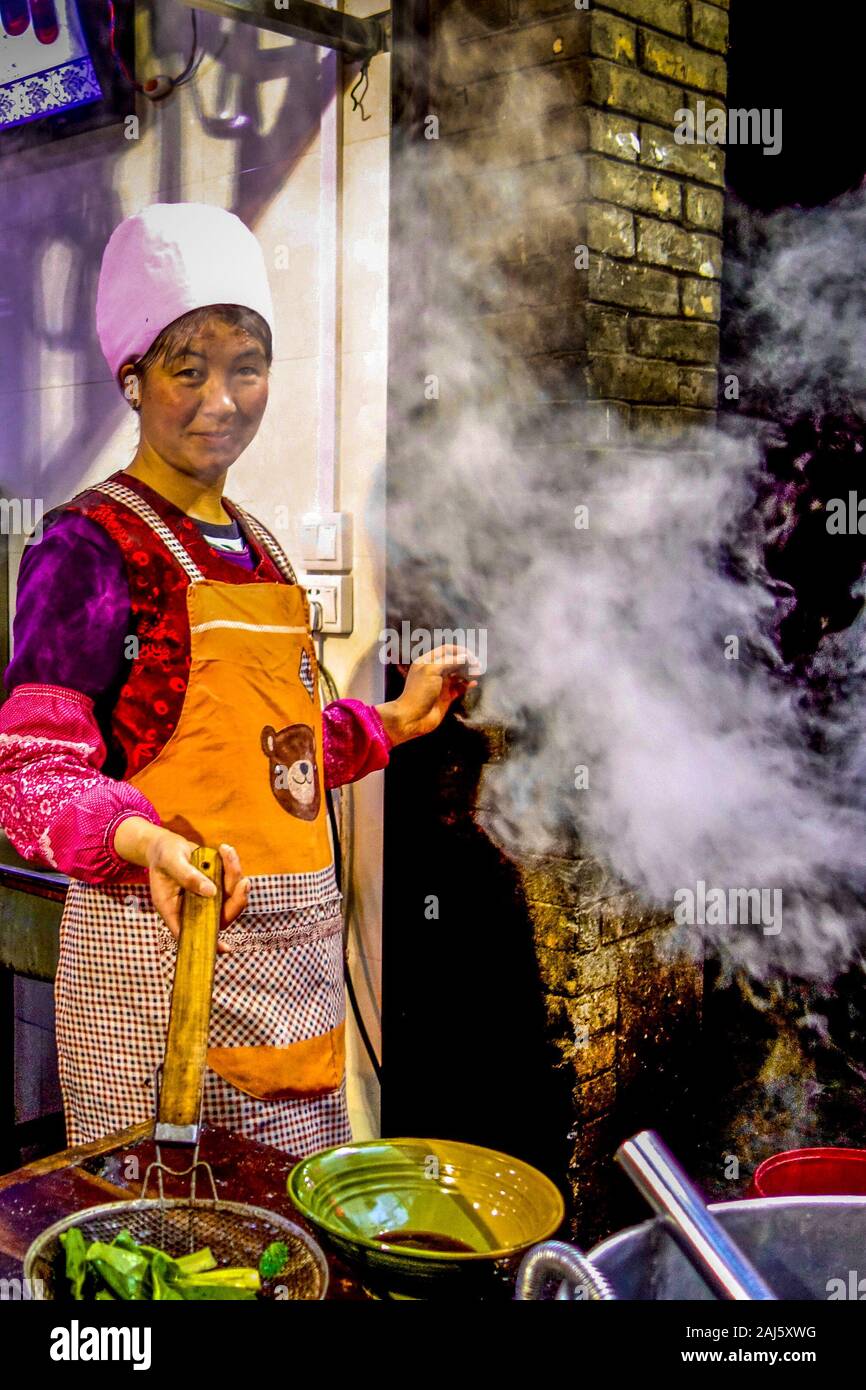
<box><xmin>751</xmin><ymin>1148</ymin><xmax>866</xmax><ymax>1198</ymax></box>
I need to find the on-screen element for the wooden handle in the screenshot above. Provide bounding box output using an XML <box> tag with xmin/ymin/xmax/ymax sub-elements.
<box><xmin>155</xmin><ymin>846</ymin><xmax>223</xmax><ymax>1144</ymax></box>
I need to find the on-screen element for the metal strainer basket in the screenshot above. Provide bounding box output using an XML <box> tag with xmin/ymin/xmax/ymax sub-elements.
<box><xmin>24</xmin><ymin>1194</ymin><xmax>329</xmax><ymax>1300</ymax></box>
<box><xmin>24</xmin><ymin>847</ymin><xmax>329</xmax><ymax>1301</ymax></box>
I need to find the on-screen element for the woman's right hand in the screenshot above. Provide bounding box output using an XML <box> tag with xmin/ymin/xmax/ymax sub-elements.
<box><xmin>114</xmin><ymin>818</ymin><xmax>250</xmax><ymax>953</ymax></box>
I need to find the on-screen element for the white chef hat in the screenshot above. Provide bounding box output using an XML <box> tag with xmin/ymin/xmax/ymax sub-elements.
<box><xmin>95</xmin><ymin>202</ymin><xmax>275</xmax><ymax>383</ymax></box>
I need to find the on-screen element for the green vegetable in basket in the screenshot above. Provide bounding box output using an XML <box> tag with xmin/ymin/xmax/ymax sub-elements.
<box><xmin>259</xmin><ymin>1241</ymin><xmax>289</xmax><ymax>1280</ymax></box>
<box><xmin>151</xmin><ymin>1252</ymin><xmax>183</xmax><ymax>1301</ymax></box>
<box><xmin>111</xmin><ymin>1230</ymin><xmax>139</xmax><ymax>1253</ymax></box>
<box><xmin>60</xmin><ymin>1228</ymin><xmax>88</xmax><ymax>1301</ymax></box>
<box><xmin>60</xmin><ymin>1227</ymin><xmax>261</xmax><ymax>1301</ymax></box>
<box><xmin>85</xmin><ymin>1241</ymin><xmax>149</xmax><ymax>1301</ymax></box>
<box><xmin>174</xmin><ymin>1268</ymin><xmax>261</xmax><ymax>1301</ymax></box>
<box><xmin>174</xmin><ymin>1248</ymin><xmax>218</xmax><ymax>1275</ymax></box>
<box><xmin>111</xmin><ymin>1230</ymin><xmax>216</xmax><ymax>1276</ymax></box>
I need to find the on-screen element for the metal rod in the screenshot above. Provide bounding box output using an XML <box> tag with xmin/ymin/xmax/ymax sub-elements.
<box><xmin>180</xmin><ymin>0</ymin><xmax>389</xmax><ymax>61</ymax></box>
<box><xmin>615</xmin><ymin>1130</ymin><xmax>778</xmax><ymax>1301</ymax></box>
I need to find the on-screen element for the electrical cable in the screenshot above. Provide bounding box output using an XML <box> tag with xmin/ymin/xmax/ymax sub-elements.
<box><xmin>348</xmin><ymin>59</ymin><xmax>372</xmax><ymax>121</ymax></box>
<box><xmin>107</xmin><ymin>1</ymin><xmax>204</xmax><ymax>100</ymax></box>
<box><xmin>319</xmin><ymin>659</ymin><xmax>383</xmax><ymax>1083</ymax></box>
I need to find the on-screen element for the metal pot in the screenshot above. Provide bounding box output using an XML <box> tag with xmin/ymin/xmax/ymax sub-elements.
<box><xmin>587</xmin><ymin>1196</ymin><xmax>866</xmax><ymax>1300</ymax></box>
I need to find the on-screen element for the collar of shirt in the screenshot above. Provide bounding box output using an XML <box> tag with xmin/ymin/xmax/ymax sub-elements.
<box><xmin>191</xmin><ymin>514</ymin><xmax>250</xmax><ymax>558</ymax></box>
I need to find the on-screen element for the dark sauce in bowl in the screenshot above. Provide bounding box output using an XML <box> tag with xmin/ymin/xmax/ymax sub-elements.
<box><xmin>372</xmin><ymin>1229</ymin><xmax>478</xmax><ymax>1254</ymax></box>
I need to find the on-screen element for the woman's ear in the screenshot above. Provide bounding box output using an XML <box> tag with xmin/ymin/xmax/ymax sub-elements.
<box><xmin>119</xmin><ymin>365</ymin><xmax>141</xmax><ymax>408</ymax></box>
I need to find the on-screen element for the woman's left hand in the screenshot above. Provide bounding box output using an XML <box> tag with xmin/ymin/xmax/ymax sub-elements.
<box><xmin>114</xmin><ymin>819</ymin><xmax>250</xmax><ymax>953</ymax></box>
<box><xmin>378</xmin><ymin>644</ymin><xmax>481</xmax><ymax>744</ymax></box>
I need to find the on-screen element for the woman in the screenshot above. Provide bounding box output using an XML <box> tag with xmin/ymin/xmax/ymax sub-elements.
<box><xmin>0</xmin><ymin>202</ymin><xmax>477</xmax><ymax>1155</ymax></box>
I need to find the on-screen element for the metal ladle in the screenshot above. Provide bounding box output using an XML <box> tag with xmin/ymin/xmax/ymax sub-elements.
<box><xmin>614</xmin><ymin>1129</ymin><xmax>777</xmax><ymax>1300</ymax></box>
<box><xmin>516</xmin><ymin>1129</ymin><xmax>779</xmax><ymax>1301</ymax></box>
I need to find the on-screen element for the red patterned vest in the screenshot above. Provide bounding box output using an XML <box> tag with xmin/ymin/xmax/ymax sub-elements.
<box><xmin>59</xmin><ymin>470</ymin><xmax>286</xmax><ymax>778</ymax></box>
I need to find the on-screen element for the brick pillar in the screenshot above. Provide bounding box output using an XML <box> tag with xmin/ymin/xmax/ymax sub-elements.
<box><xmin>403</xmin><ymin>0</ymin><xmax>729</xmax><ymax>1241</ymax></box>
<box><xmin>583</xmin><ymin>0</ymin><xmax>726</xmax><ymax>436</ymax></box>
<box><xmin>436</xmin><ymin>0</ymin><xmax>728</xmax><ymax>434</ymax></box>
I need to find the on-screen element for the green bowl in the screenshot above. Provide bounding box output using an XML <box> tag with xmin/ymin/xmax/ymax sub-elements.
<box><xmin>287</xmin><ymin>1137</ymin><xmax>565</xmax><ymax>1299</ymax></box>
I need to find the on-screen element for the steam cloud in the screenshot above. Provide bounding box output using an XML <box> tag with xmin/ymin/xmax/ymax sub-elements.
<box><xmin>382</xmin><ymin>125</ymin><xmax>866</xmax><ymax>981</ymax></box>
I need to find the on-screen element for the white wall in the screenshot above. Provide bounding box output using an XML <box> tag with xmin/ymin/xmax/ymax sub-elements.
<box><xmin>0</xmin><ymin>0</ymin><xmax>390</xmax><ymax>1140</ymax></box>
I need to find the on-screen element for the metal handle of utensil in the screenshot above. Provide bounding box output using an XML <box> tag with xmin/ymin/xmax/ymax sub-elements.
<box><xmin>515</xmin><ymin>1241</ymin><xmax>618</xmax><ymax>1300</ymax></box>
<box><xmin>154</xmin><ymin>845</ymin><xmax>223</xmax><ymax>1146</ymax></box>
<box><xmin>615</xmin><ymin>1130</ymin><xmax>777</xmax><ymax>1301</ymax></box>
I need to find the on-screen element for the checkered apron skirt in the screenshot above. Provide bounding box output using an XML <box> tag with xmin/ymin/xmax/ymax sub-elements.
<box><xmin>55</xmin><ymin>871</ymin><xmax>353</xmax><ymax>1155</ymax></box>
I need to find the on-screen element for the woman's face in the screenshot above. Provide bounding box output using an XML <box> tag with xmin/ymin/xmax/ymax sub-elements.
<box><xmin>135</xmin><ymin>318</ymin><xmax>269</xmax><ymax>482</ymax></box>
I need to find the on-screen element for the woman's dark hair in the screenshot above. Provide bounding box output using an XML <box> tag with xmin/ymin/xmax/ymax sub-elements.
<box><xmin>128</xmin><ymin>303</ymin><xmax>273</xmax><ymax>384</ymax></box>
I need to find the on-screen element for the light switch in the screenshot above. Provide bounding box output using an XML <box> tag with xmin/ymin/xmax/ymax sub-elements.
<box><xmin>317</xmin><ymin>524</ymin><xmax>337</xmax><ymax>561</ymax></box>
<box><xmin>298</xmin><ymin>511</ymin><xmax>352</xmax><ymax>571</ymax></box>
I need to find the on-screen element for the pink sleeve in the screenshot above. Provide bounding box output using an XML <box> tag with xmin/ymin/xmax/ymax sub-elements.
<box><xmin>0</xmin><ymin>684</ymin><xmax>160</xmax><ymax>883</ymax></box>
<box><xmin>322</xmin><ymin>698</ymin><xmax>393</xmax><ymax>789</ymax></box>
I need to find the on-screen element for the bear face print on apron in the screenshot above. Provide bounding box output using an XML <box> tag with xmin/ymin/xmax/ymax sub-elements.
<box><xmin>54</xmin><ymin>480</ymin><xmax>352</xmax><ymax>1157</ymax></box>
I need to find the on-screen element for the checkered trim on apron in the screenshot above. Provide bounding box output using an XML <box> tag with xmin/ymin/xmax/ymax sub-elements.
<box><xmin>94</xmin><ymin>481</ymin><xmax>206</xmax><ymax>582</ymax></box>
<box><xmin>229</xmin><ymin>504</ymin><xmax>298</xmax><ymax>584</ymax></box>
<box><xmin>94</xmin><ymin>481</ymin><xmax>299</xmax><ymax>586</ymax></box>
<box><xmin>243</xmin><ymin>865</ymin><xmax>340</xmax><ymax>915</ymax></box>
<box><xmin>95</xmin><ymin>483</ymin><xmax>301</xmax><ymax>586</ymax></box>
<box><xmin>299</xmin><ymin>649</ymin><xmax>315</xmax><ymax>699</ymax></box>
<box><xmin>56</xmin><ymin>878</ymin><xmax>353</xmax><ymax>1156</ymax></box>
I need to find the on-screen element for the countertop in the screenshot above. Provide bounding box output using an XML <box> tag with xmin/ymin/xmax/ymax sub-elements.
<box><xmin>0</xmin><ymin>1120</ymin><xmax>374</xmax><ymax>1301</ymax></box>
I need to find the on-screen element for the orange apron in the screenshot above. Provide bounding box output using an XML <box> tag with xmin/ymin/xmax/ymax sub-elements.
<box><xmin>54</xmin><ymin>481</ymin><xmax>351</xmax><ymax>1155</ymax></box>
